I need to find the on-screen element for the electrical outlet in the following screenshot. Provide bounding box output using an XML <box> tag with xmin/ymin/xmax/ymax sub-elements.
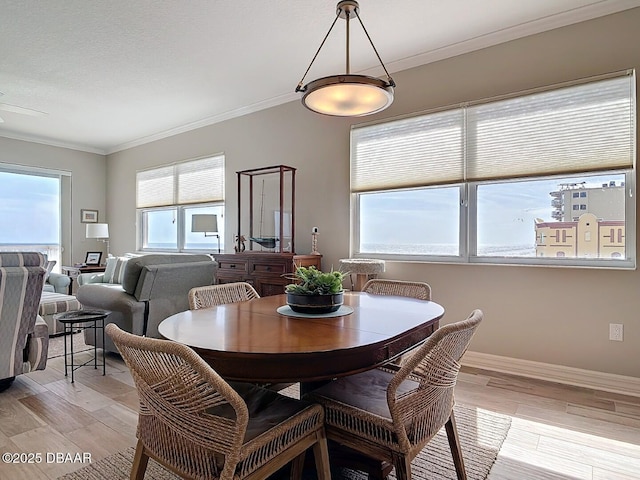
<box><xmin>609</xmin><ymin>323</ymin><xmax>624</xmax><ymax>341</ymax></box>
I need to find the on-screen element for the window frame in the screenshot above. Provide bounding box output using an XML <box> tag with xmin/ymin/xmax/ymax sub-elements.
<box><xmin>136</xmin><ymin>154</ymin><xmax>225</xmax><ymax>253</ymax></box>
<box><xmin>350</xmin><ymin>71</ymin><xmax>636</xmax><ymax>269</ymax></box>
<box><xmin>352</xmin><ymin>170</ymin><xmax>635</xmax><ymax>268</ymax></box>
<box><xmin>0</xmin><ymin>162</ymin><xmax>67</xmax><ymax>266</ymax></box>
<box><xmin>137</xmin><ymin>201</ymin><xmax>226</xmax><ymax>253</ymax></box>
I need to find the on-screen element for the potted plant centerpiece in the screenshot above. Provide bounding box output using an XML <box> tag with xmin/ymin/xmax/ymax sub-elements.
<box><xmin>285</xmin><ymin>266</ymin><xmax>347</xmax><ymax>314</ymax></box>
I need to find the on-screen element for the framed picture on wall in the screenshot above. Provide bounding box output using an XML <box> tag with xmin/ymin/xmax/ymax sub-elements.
<box><xmin>84</xmin><ymin>251</ymin><xmax>102</xmax><ymax>265</ymax></box>
<box><xmin>81</xmin><ymin>209</ymin><xmax>98</xmax><ymax>223</ymax></box>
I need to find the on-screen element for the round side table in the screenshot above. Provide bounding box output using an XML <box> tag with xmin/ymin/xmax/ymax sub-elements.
<box><xmin>338</xmin><ymin>258</ymin><xmax>386</xmax><ymax>291</ymax></box>
<box><xmin>53</xmin><ymin>309</ymin><xmax>111</xmax><ymax>383</ymax></box>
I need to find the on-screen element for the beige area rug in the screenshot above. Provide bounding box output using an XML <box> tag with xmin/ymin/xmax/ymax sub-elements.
<box><xmin>58</xmin><ymin>402</ymin><xmax>511</xmax><ymax>480</ymax></box>
<box><xmin>47</xmin><ymin>332</ymin><xmax>93</xmax><ymax>359</ymax></box>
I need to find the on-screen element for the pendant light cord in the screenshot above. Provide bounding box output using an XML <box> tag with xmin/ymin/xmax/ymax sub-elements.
<box><xmin>296</xmin><ymin>12</ymin><xmax>341</xmax><ymax>92</ymax></box>
<box><xmin>353</xmin><ymin>10</ymin><xmax>395</xmax><ymax>86</ymax></box>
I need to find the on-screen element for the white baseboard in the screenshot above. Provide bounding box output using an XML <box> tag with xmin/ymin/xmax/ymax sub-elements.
<box><xmin>462</xmin><ymin>351</ymin><xmax>640</xmax><ymax>398</ymax></box>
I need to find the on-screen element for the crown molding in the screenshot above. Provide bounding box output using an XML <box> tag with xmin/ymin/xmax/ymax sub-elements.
<box><xmin>104</xmin><ymin>91</ymin><xmax>299</xmax><ymax>155</ymax></box>
<box><xmin>0</xmin><ymin>131</ymin><xmax>106</xmax><ymax>155</ymax></box>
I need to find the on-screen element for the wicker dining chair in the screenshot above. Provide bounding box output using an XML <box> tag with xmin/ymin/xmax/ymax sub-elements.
<box><xmin>188</xmin><ymin>281</ymin><xmax>294</xmax><ymax>392</ymax></box>
<box><xmin>362</xmin><ymin>279</ymin><xmax>432</xmax><ymax>301</ymax></box>
<box><xmin>189</xmin><ymin>282</ymin><xmax>260</xmax><ymax>310</ymax></box>
<box><xmin>106</xmin><ymin>323</ymin><xmax>331</xmax><ymax>480</ymax></box>
<box><xmin>363</xmin><ymin>279</ymin><xmax>432</xmax><ymax>366</ymax></box>
<box><xmin>307</xmin><ymin>309</ymin><xmax>483</xmax><ymax>480</ymax></box>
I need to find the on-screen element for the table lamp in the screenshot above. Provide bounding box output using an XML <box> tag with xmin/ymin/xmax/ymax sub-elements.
<box><xmin>86</xmin><ymin>223</ymin><xmax>110</xmax><ymax>259</ymax></box>
<box><xmin>191</xmin><ymin>214</ymin><xmax>220</xmax><ymax>253</ymax></box>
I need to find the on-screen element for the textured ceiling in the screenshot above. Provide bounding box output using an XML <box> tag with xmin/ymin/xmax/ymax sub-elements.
<box><xmin>0</xmin><ymin>0</ymin><xmax>638</xmax><ymax>154</ymax></box>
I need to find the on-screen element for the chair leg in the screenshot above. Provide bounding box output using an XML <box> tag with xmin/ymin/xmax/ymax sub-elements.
<box><xmin>289</xmin><ymin>451</ymin><xmax>306</xmax><ymax>480</ymax></box>
<box><xmin>312</xmin><ymin>430</ymin><xmax>332</xmax><ymax>480</ymax></box>
<box><xmin>445</xmin><ymin>411</ymin><xmax>467</xmax><ymax>480</ymax></box>
<box><xmin>391</xmin><ymin>452</ymin><xmax>412</xmax><ymax>480</ymax></box>
<box><xmin>130</xmin><ymin>439</ymin><xmax>150</xmax><ymax>480</ymax></box>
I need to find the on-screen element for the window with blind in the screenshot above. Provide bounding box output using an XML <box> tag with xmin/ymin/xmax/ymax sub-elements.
<box><xmin>136</xmin><ymin>155</ymin><xmax>225</xmax><ymax>252</ymax></box>
<box><xmin>351</xmin><ymin>72</ymin><xmax>636</xmax><ymax>267</ymax></box>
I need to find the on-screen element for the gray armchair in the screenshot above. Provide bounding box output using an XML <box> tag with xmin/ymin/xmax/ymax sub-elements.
<box><xmin>40</xmin><ymin>259</ymin><xmax>71</xmax><ymax>294</ymax></box>
<box><xmin>44</xmin><ymin>272</ymin><xmax>71</xmax><ymax>294</ymax></box>
<box><xmin>0</xmin><ymin>252</ymin><xmax>49</xmax><ymax>391</ymax></box>
<box><xmin>77</xmin><ymin>254</ymin><xmax>217</xmax><ymax>353</ymax></box>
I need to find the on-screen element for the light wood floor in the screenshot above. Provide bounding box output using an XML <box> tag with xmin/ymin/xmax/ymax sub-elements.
<box><xmin>1</xmin><ymin>352</ymin><xmax>640</xmax><ymax>480</ymax></box>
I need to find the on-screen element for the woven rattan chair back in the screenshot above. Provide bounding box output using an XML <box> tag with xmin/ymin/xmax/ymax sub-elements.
<box><xmin>389</xmin><ymin>309</ymin><xmax>482</xmax><ymax>450</ymax></box>
<box><xmin>310</xmin><ymin>309</ymin><xmax>483</xmax><ymax>480</ymax></box>
<box><xmin>189</xmin><ymin>282</ymin><xmax>260</xmax><ymax>310</ymax></box>
<box><xmin>363</xmin><ymin>279</ymin><xmax>432</xmax><ymax>366</ymax></box>
<box><xmin>106</xmin><ymin>323</ymin><xmax>331</xmax><ymax>480</ymax></box>
<box><xmin>362</xmin><ymin>279</ymin><xmax>431</xmax><ymax>301</ymax></box>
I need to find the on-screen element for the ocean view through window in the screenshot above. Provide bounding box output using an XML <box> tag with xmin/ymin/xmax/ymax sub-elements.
<box><xmin>0</xmin><ymin>165</ymin><xmax>62</xmax><ymax>266</ymax></box>
<box><xmin>351</xmin><ymin>71</ymin><xmax>635</xmax><ymax>268</ymax></box>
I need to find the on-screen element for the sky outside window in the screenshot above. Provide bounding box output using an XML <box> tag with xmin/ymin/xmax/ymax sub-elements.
<box><xmin>0</xmin><ymin>171</ymin><xmax>60</xmax><ymax>244</ymax></box>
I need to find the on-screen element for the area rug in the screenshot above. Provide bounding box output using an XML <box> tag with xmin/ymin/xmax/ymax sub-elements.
<box><xmin>57</xmin><ymin>403</ymin><xmax>511</xmax><ymax>480</ymax></box>
<box><xmin>47</xmin><ymin>332</ymin><xmax>93</xmax><ymax>359</ymax></box>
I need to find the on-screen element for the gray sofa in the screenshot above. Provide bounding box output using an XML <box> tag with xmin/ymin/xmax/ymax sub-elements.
<box><xmin>76</xmin><ymin>254</ymin><xmax>216</xmax><ymax>353</ymax></box>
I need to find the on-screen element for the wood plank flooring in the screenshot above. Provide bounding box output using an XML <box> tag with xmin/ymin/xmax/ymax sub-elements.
<box><xmin>1</xmin><ymin>353</ymin><xmax>639</xmax><ymax>479</ymax></box>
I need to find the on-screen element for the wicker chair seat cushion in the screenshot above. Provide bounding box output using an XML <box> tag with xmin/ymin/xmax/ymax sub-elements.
<box><xmin>312</xmin><ymin>368</ymin><xmax>419</xmax><ymax>419</ymax></box>
<box><xmin>208</xmin><ymin>381</ymin><xmax>317</xmax><ymax>442</ymax></box>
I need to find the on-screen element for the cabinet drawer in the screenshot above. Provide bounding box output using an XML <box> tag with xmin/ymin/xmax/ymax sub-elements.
<box><xmin>217</xmin><ymin>260</ymin><xmax>248</xmax><ymax>273</ymax></box>
<box><xmin>251</xmin><ymin>262</ymin><xmax>286</xmax><ymax>275</ymax></box>
<box><xmin>217</xmin><ymin>274</ymin><xmax>251</xmax><ymax>285</ymax></box>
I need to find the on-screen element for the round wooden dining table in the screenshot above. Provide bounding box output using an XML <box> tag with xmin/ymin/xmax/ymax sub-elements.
<box><xmin>158</xmin><ymin>291</ymin><xmax>444</xmax><ymax>384</ymax></box>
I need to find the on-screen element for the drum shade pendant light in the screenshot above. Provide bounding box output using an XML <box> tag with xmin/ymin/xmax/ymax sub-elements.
<box><xmin>295</xmin><ymin>0</ymin><xmax>395</xmax><ymax>117</ymax></box>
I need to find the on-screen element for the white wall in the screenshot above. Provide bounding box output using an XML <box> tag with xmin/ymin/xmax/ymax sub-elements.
<box><xmin>103</xmin><ymin>8</ymin><xmax>638</xmax><ymax>378</ymax></box>
<box><xmin>0</xmin><ymin>137</ymin><xmax>107</xmax><ymax>266</ymax></box>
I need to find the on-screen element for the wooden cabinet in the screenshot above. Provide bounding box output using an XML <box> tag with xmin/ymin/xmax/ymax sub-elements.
<box><xmin>213</xmin><ymin>252</ymin><xmax>322</xmax><ymax>297</ymax></box>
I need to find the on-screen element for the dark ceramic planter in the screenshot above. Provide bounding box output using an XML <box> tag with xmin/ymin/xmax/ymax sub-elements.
<box><xmin>286</xmin><ymin>291</ymin><xmax>344</xmax><ymax>314</ymax></box>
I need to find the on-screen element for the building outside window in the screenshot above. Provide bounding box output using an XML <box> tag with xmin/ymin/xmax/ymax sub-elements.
<box><xmin>136</xmin><ymin>155</ymin><xmax>225</xmax><ymax>252</ymax></box>
<box><xmin>351</xmin><ymin>71</ymin><xmax>635</xmax><ymax>268</ymax></box>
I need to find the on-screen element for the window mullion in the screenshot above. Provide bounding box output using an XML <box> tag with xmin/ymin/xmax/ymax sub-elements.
<box><xmin>177</xmin><ymin>206</ymin><xmax>185</xmax><ymax>251</ymax></box>
<box><xmin>465</xmin><ymin>183</ymin><xmax>477</xmax><ymax>260</ymax></box>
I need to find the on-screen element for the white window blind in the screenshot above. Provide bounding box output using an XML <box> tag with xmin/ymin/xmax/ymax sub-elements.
<box><xmin>351</xmin><ymin>109</ymin><xmax>464</xmax><ymax>192</ymax></box>
<box><xmin>351</xmin><ymin>72</ymin><xmax>634</xmax><ymax>192</ymax></box>
<box><xmin>467</xmin><ymin>75</ymin><xmax>634</xmax><ymax>181</ymax></box>
<box><xmin>137</xmin><ymin>155</ymin><xmax>225</xmax><ymax>208</ymax></box>
<box><xmin>137</xmin><ymin>165</ymin><xmax>174</xmax><ymax>208</ymax></box>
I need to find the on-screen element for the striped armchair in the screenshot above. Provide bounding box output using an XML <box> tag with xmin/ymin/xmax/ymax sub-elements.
<box><xmin>0</xmin><ymin>252</ymin><xmax>49</xmax><ymax>391</ymax></box>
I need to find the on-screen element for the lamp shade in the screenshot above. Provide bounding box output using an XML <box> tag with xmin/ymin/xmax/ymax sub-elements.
<box><xmin>86</xmin><ymin>223</ymin><xmax>109</xmax><ymax>239</ymax></box>
<box><xmin>191</xmin><ymin>214</ymin><xmax>218</xmax><ymax>233</ymax></box>
<box><xmin>301</xmin><ymin>75</ymin><xmax>394</xmax><ymax>116</ymax></box>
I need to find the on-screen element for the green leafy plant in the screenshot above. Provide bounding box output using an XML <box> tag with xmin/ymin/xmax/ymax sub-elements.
<box><xmin>285</xmin><ymin>266</ymin><xmax>347</xmax><ymax>295</ymax></box>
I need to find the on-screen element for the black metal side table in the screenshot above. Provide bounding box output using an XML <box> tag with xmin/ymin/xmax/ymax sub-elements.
<box><xmin>53</xmin><ymin>309</ymin><xmax>111</xmax><ymax>383</ymax></box>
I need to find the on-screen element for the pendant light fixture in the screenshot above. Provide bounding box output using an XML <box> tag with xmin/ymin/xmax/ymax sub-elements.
<box><xmin>295</xmin><ymin>0</ymin><xmax>395</xmax><ymax>117</ymax></box>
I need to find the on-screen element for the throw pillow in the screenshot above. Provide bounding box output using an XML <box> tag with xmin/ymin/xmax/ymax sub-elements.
<box><xmin>110</xmin><ymin>257</ymin><xmax>130</xmax><ymax>284</ymax></box>
<box><xmin>102</xmin><ymin>256</ymin><xmax>129</xmax><ymax>284</ymax></box>
<box><xmin>102</xmin><ymin>257</ymin><xmax>118</xmax><ymax>283</ymax></box>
